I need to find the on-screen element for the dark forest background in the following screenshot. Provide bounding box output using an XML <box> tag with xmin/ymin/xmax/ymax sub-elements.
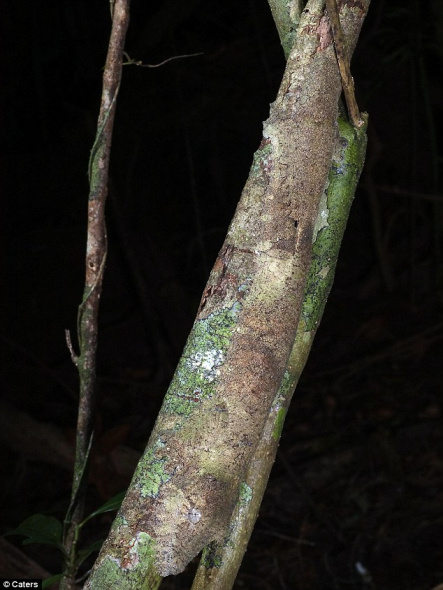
<box><xmin>1</xmin><ymin>0</ymin><xmax>443</xmax><ymax>588</ymax></box>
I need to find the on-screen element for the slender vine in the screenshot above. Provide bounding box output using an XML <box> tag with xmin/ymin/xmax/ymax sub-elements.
<box><xmin>61</xmin><ymin>2</ymin><xmax>130</xmax><ymax>588</ymax></box>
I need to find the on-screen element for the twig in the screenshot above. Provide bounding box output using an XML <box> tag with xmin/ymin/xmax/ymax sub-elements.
<box><xmin>325</xmin><ymin>0</ymin><xmax>364</xmax><ymax>128</ymax></box>
<box><xmin>122</xmin><ymin>50</ymin><xmax>204</xmax><ymax>68</ymax></box>
<box><xmin>61</xmin><ymin>1</ymin><xmax>130</xmax><ymax>588</ymax></box>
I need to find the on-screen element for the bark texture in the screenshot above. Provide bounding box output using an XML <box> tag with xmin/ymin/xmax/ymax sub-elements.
<box><xmin>267</xmin><ymin>0</ymin><xmax>304</xmax><ymax>56</ymax></box>
<box><xmin>63</xmin><ymin>1</ymin><xmax>130</xmax><ymax>588</ymax></box>
<box><xmin>191</xmin><ymin>113</ymin><xmax>368</xmax><ymax>590</ymax></box>
<box><xmin>85</xmin><ymin>0</ymin><xmax>370</xmax><ymax>587</ymax></box>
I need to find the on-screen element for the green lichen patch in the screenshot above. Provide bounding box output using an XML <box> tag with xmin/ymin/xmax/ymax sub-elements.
<box><xmin>279</xmin><ymin>370</ymin><xmax>292</xmax><ymax>397</ymax></box>
<box><xmin>301</xmin><ymin>116</ymin><xmax>367</xmax><ymax>332</ymax></box>
<box><xmin>86</xmin><ymin>534</ymin><xmax>161</xmax><ymax>590</ymax></box>
<box><xmin>127</xmin><ymin>532</ymin><xmax>157</xmax><ymax>570</ymax></box>
<box><xmin>162</xmin><ymin>302</ymin><xmax>242</xmax><ymax>417</ymax></box>
<box><xmin>251</xmin><ymin>137</ymin><xmax>273</xmax><ymax>178</ymax></box>
<box><xmin>272</xmin><ymin>407</ymin><xmax>287</xmax><ymax>441</ymax></box>
<box><xmin>335</xmin><ymin>114</ymin><xmax>368</xmax><ymax>176</ymax></box>
<box><xmin>133</xmin><ymin>444</ymin><xmax>172</xmax><ymax>499</ymax></box>
<box><xmin>113</xmin><ymin>513</ymin><xmax>128</xmax><ymax>528</ymax></box>
<box><xmin>239</xmin><ymin>482</ymin><xmax>253</xmax><ymax>505</ymax></box>
<box><xmin>200</xmin><ymin>540</ymin><xmax>224</xmax><ymax>569</ymax></box>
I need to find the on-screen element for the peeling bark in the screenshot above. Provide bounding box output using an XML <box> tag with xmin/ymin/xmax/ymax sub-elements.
<box><xmin>84</xmin><ymin>0</ymin><xmax>370</xmax><ymax>587</ymax></box>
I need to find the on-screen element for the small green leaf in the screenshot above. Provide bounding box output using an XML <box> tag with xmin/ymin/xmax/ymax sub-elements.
<box><xmin>80</xmin><ymin>490</ymin><xmax>125</xmax><ymax>527</ymax></box>
<box><xmin>42</xmin><ymin>574</ymin><xmax>64</xmax><ymax>589</ymax></box>
<box><xmin>4</xmin><ymin>514</ymin><xmax>63</xmax><ymax>549</ymax></box>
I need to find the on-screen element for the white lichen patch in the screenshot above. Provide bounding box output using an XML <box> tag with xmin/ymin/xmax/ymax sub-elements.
<box><xmin>312</xmin><ymin>188</ymin><xmax>329</xmax><ymax>243</ymax></box>
<box><xmin>126</xmin><ymin>536</ymin><xmax>142</xmax><ymax>569</ymax></box>
<box><xmin>303</xmin><ymin>331</ymin><xmax>312</xmax><ymax>343</ymax></box>
<box><xmin>319</xmin><ymin>265</ymin><xmax>330</xmax><ymax>279</ymax></box>
<box><xmin>186</xmin><ymin>349</ymin><xmax>225</xmax><ymax>382</ymax></box>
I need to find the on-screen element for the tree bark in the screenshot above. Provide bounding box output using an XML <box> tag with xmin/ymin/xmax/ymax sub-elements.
<box><xmin>84</xmin><ymin>0</ymin><xmax>370</xmax><ymax>587</ymax></box>
<box><xmin>191</xmin><ymin>111</ymin><xmax>368</xmax><ymax>590</ymax></box>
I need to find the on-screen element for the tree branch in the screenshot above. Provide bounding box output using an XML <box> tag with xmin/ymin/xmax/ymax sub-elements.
<box><xmin>267</xmin><ymin>0</ymin><xmax>304</xmax><ymax>58</ymax></box>
<box><xmin>61</xmin><ymin>2</ymin><xmax>130</xmax><ymax>589</ymax></box>
<box><xmin>192</xmin><ymin>113</ymin><xmax>368</xmax><ymax>590</ymax></box>
<box><xmin>191</xmin><ymin>0</ymin><xmax>370</xmax><ymax>586</ymax></box>
<box><xmin>325</xmin><ymin>0</ymin><xmax>364</xmax><ymax>128</ymax></box>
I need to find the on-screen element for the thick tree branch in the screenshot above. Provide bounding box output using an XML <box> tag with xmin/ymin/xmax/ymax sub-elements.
<box><xmin>192</xmin><ymin>113</ymin><xmax>368</xmax><ymax>590</ymax></box>
<box><xmin>191</xmin><ymin>0</ymin><xmax>370</xmax><ymax>586</ymax></box>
